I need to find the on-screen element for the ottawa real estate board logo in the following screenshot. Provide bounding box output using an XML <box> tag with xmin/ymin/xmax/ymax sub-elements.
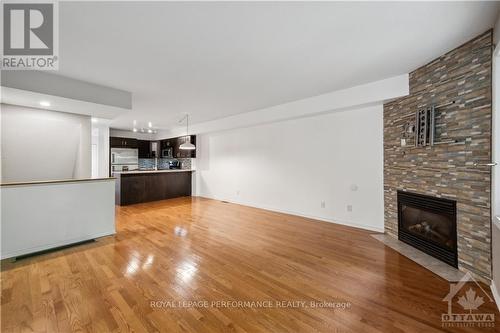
<box><xmin>442</xmin><ymin>272</ymin><xmax>495</xmax><ymax>328</ymax></box>
<box><xmin>1</xmin><ymin>0</ymin><xmax>58</xmax><ymax>70</ymax></box>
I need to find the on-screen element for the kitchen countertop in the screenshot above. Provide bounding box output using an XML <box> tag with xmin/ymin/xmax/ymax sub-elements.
<box><xmin>1</xmin><ymin>177</ymin><xmax>115</xmax><ymax>187</ymax></box>
<box><xmin>113</xmin><ymin>169</ymin><xmax>194</xmax><ymax>175</ymax></box>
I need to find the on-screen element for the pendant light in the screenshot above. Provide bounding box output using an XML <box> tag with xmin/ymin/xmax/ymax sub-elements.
<box><xmin>179</xmin><ymin>114</ymin><xmax>196</xmax><ymax>150</ymax></box>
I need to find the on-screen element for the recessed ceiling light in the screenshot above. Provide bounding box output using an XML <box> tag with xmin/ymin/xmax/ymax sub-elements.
<box><xmin>148</xmin><ymin>129</ymin><xmax>152</xmax><ymax>133</ymax></box>
<box><xmin>133</xmin><ymin>128</ymin><xmax>138</xmax><ymax>132</ymax></box>
<box><xmin>91</xmin><ymin>118</ymin><xmax>98</xmax><ymax>123</ymax></box>
<box><xmin>39</xmin><ymin>101</ymin><xmax>50</xmax><ymax>107</ymax></box>
<box><xmin>148</xmin><ymin>122</ymin><xmax>152</xmax><ymax>128</ymax></box>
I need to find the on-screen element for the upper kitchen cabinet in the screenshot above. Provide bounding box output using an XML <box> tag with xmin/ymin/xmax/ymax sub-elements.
<box><xmin>160</xmin><ymin>139</ymin><xmax>175</xmax><ymax>158</ymax></box>
<box><xmin>160</xmin><ymin>138</ymin><xmax>175</xmax><ymax>150</ymax></box>
<box><xmin>174</xmin><ymin>135</ymin><xmax>196</xmax><ymax>158</ymax></box>
<box><xmin>110</xmin><ymin>137</ymin><xmax>138</xmax><ymax>148</ymax></box>
<box><xmin>137</xmin><ymin>140</ymin><xmax>152</xmax><ymax>158</ymax></box>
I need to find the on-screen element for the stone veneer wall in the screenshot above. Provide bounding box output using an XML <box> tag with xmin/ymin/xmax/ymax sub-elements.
<box><xmin>383</xmin><ymin>31</ymin><xmax>493</xmax><ymax>281</ymax></box>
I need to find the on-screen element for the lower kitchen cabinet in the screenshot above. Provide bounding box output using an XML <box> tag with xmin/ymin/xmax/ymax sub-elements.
<box><xmin>114</xmin><ymin>171</ymin><xmax>192</xmax><ymax>205</ymax></box>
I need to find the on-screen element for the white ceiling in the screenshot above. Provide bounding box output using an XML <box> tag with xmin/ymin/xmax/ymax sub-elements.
<box><xmin>57</xmin><ymin>1</ymin><xmax>499</xmax><ymax>131</ymax></box>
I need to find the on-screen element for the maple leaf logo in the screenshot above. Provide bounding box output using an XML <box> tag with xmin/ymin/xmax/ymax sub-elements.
<box><xmin>457</xmin><ymin>288</ymin><xmax>484</xmax><ymax>313</ymax></box>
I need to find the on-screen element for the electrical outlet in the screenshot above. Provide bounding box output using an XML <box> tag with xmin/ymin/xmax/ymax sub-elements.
<box><xmin>321</xmin><ymin>201</ymin><xmax>326</xmax><ymax>208</ymax></box>
<box><xmin>347</xmin><ymin>205</ymin><xmax>353</xmax><ymax>212</ymax></box>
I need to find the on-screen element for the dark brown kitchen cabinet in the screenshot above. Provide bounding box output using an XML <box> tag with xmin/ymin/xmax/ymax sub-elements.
<box><xmin>114</xmin><ymin>171</ymin><xmax>192</xmax><ymax>205</ymax></box>
<box><xmin>138</xmin><ymin>140</ymin><xmax>152</xmax><ymax>158</ymax></box>
<box><xmin>173</xmin><ymin>135</ymin><xmax>197</xmax><ymax>158</ymax></box>
<box><xmin>110</xmin><ymin>137</ymin><xmax>122</xmax><ymax>147</ymax></box>
<box><xmin>110</xmin><ymin>137</ymin><xmax>138</xmax><ymax>148</ymax></box>
<box><xmin>159</xmin><ymin>135</ymin><xmax>196</xmax><ymax>158</ymax></box>
<box><xmin>189</xmin><ymin>135</ymin><xmax>196</xmax><ymax>157</ymax></box>
<box><xmin>159</xmin><ymin>139</ymin><xmax>174</xmax><ymax>158</ymax></box>
<box><xmin>160</xmin><ymin>139</ymin><xmax>174</xmax><ymax>149</ymax></box>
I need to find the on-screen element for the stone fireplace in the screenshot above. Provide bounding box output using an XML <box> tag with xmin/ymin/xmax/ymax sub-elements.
<box><xmin>383</xmin><ymin>30</ymin><xmax>493</xmax><ymax>282</ymax></box>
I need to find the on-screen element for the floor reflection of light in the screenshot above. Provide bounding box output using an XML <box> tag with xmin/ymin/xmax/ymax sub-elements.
<box><xmin>176</xmin><ymin>260</ymin><xmax>198</xmax><ymax>283</ymax></box>
<box><xmin>142</xmin><ymin>254</ymin><xmax>154</xmax><ymax>270</ymax></box>
<box><xmin>174</xmin><ymin>226</ymin><xmax>188</xmax><ymax>237</ymax></box>
<box><xmin>125</xmin><ymin>256</ymin><xmax>140</xmax><ymax>277</ymax></box>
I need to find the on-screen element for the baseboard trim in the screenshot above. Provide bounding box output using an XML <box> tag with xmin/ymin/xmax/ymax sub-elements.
<box><xmin>491</xmin><ymin>280</ymin><xmax>500</xmax><ymax>312</ymax></box>
<box><xmin>0</xmin><ymin>230</ymin><xmax>116</xmax><ymax>260</ymax></box>
<box><xmin>197</xmin><ymin>195</ymin><xmax>384</xmax><ymax>233</ymax></box>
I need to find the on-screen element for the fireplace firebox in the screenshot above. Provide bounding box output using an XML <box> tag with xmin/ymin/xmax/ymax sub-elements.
<box><xmin>397</xmin><ymin>191</ymin><xmax>457</xmax><ymax>268</ymax></box>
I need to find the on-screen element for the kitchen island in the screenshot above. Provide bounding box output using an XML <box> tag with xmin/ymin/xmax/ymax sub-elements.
<box><xmin>114</xmin><ymin>169</ymin><xmax>193</xmax><ymax>205</ymax></box>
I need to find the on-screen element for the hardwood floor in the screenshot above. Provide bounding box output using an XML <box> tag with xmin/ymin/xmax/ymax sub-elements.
<box><xmin>1</xmin><ymin>197</ymin><xmax>499</xmax><ymax>332</ymax></box>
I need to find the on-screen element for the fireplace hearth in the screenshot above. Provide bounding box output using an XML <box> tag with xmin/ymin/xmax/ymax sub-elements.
<box><xmin>397</xmin><ymin>191</ymin><xmax>457</xmax><ymax>268</ymax></box>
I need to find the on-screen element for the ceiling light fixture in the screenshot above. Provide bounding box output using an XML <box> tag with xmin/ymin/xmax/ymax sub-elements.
<box><xmin>39</xmin><ymin>101</ymin><xmax>51</xmax><ymax>107</ymax></box>
<box><xmin>91</xmin><ymin>118</ymin><xmax>98</xmax><ymax>123</ymax></box>
<box><xmin>133</xmin><ymin>128</ymin><xmax>138</xmax><ymax>132</ymax></box>
<box><xmin>148</xmin><ymin>129</ymin><xmax>152</xmax><ymax>133</ymax></box>
<box><xmin>179</xmin><ymin>114</ymin><xmax>196</xmax><ymax>150</ymax></box>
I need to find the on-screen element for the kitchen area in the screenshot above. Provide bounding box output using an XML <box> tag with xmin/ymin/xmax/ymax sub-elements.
<box><xmin>110</xmin><ymin>134</ymin><xmax>196</xmax><ymax>205</ymax></box>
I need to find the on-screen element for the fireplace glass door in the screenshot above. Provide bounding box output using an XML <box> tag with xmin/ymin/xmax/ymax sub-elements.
<box><xmin>397</xmin><ymin>191</ymin><xmax>457</xmax><ymax>267</ymax></box>
<box><xmin>400</xmin><ymin>205</ymin><xmax>455</xmax><ymax>252</ymax></box>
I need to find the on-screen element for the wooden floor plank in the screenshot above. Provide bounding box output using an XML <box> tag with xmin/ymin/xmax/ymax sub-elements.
<box><xmin>1</xmin><ymin>197</ymin><xmax>498</xmax><ymax>332</ymax></box>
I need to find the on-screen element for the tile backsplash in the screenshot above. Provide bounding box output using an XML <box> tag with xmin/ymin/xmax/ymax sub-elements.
<box><xmin>138</xmin><ymin>158</ymin><xmax>192</xmax><ymax>170</ymax></box>
<box><xmin>138</xmin><ymin>158</ymin><xmax>155</xmax><ymax>169</ymax></box>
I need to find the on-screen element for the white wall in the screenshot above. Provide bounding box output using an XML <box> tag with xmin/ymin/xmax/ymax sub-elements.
<box><xmin>1</xmin><ymin>179</ymin><xmax>115</xmax><ymax>259</ymax></box>
<box><xmin>194</xmin><ymin>105</ymin><xmax>384</xmax><ymax>232</ymax></box>
<box><xmin>494</xmin><ymin>10</ymin><xmax>500</xmax><ymax>46</ymax></box>
<box><xmin>492</xmin><ymin>13</ymin><xmax>500</xmax><ymax>310</ymax></box>
<box><xmin>493</xmin><ymin>221</ymin><xmax>500</xmax><ymax>310</ymax></box>
<box><xmin>92</xmin><ymin>119</ymin><xmax>110</xmax><ymax>178</ymax></box>
<box><xmin>1</xmin><ymin>104</ymin><xmax>91</xmax><ymax>182</ymax></box>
